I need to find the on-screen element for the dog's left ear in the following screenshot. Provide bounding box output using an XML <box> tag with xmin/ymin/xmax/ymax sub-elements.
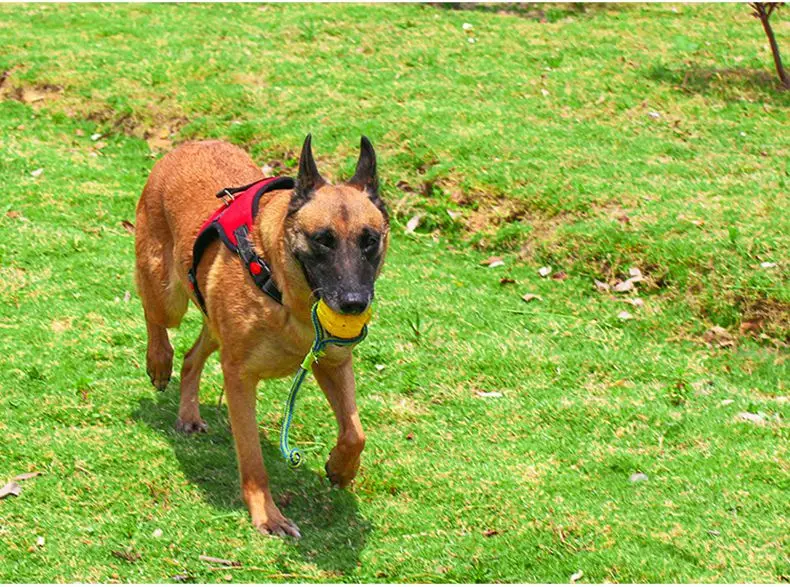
<box><xmin>348</xmin><ymin>136</ymin><xmax>387</xmax><ymax>218</ymax></box>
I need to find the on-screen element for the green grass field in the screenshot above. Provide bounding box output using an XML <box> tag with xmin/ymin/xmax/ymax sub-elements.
<box><xmin>0</xmin><ymin>3</ymin><xmax>788</xmax><ymax>583</ymax></box>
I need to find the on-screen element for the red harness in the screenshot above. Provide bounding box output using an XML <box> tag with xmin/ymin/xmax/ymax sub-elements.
<box><xmin>187</xmin><ymin>176</ymin><xmax>295</xmax><ymax>315</ymax></box>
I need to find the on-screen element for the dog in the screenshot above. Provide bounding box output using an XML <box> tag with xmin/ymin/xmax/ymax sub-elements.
<box><xmin>134</xmin><ymin>135</ymin><xmax>389</xmax><ymax>537</ymax></box>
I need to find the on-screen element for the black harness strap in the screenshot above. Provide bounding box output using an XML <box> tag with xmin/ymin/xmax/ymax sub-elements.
<box><xmin>234</xmin><ymin>225</ymin><xmax>283</xmax><ymax>304</ymax></box>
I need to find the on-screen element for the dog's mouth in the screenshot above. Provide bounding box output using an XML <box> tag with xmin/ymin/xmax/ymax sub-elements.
<box><xmin>316</xmin><ymin>293</ymin><xmax>373</xmax><ymax>316</ymax></box>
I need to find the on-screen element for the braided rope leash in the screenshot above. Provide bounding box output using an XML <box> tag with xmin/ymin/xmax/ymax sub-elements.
<box><xmin>279</xmin><ymin>302</ymin><xmax>368</xmax><ymax>468</ymax></box>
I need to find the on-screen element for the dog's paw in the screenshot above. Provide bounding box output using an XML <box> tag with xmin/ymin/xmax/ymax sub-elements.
<box><xmin>325</xmin><ymin>461</ymin><xmax>355</xmax><ymax>488</ymax></box>
<box><xmin>175</xmin><ymin>417</ymin><xmax>208</xmax><ymax>434</ymax></box>
<box><xmin>146</xmin><ymin>355</ymin><xmax>172</xmax><ymax>391</ymax></box>
<box><xmin>255</xmin><ymin>515</ymin><xmax>301</xmax><ymax>540</ymax></box>
<box><xmin>324</xmin><ymin>451</ymin><xmax>361</xmax><ymax>488</ymax></box>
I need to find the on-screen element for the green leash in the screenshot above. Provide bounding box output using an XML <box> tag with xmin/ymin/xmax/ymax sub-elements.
<box><xmin>279</xmin><ymin>303</ymin><xmax>368</xmax><ymax>468</ymax></box>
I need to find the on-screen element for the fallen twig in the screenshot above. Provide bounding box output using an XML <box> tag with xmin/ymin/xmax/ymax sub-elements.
<box><xmin>199</xmin><ymin>555</ymin><xmax>240</xmax><ymax>567</ymax></box>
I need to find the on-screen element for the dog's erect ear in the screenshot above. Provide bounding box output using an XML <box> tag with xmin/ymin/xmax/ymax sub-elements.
<box><xmin>348</xmin><ymin>136</ymin><xmax>387</xmax><ymax>219</ymax></box>
<box><xmin>290</xmin><ymin>134</ymin><xmax>325</xmax><ymax>214</ymax></box>
<box><xmin>348</xmin><ymin>136</ymin><xmax>378</xmax><ymax>195</ymax></box>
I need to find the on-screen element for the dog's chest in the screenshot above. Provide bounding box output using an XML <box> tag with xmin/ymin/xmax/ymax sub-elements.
<box><xmin>246</xmin><ymin>321</ymin><xmax>353</xmax><ymax>380</ymax></box>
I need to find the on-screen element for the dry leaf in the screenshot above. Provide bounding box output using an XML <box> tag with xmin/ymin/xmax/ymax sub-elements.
<box><xmin>36</xmin><ymin>536</ymin><xmax>45</xmax><ymax>547</ymax></box>
<box><xmin>482</xmin><ymin>529</ymin><xmax>499</xmax><ymax>537</ymax></box>
<box><xmin>406</xmin><ymin>432</ymin><xmax>414</xmax><ymax>441</ymax></box>
<box><xmin>703</xmin><ymin>326</ymin><xmax>734</xmax><ymax>348</ymax></box>
<box><xmin>396</xmin><ymin>180</ymin><xmax>414</xmax><ymax>192</ymax></box>
<box><xmin>480</xmin><ymin>256</ymin><xmax>503</xmax><ymax>267</ymax></box>
<box><xmin>90</xmin><ymin>133</ymin><xmax>102</xmax><ymax>141</ymax></box>
<box><xmin>521</xmin><ymin>293</ymin><xmax>542</xmax><ymax>303</ymax></box>
<box><xmin>121</xmin><ymin>220</ymin><xmax>135</xmax><ymax>234</ymax></box>
<box><xmin>623</xmin><ymin>298</ymin><xmax>644</xmax><ymax>307</ymax></box>
<box><xmin>30</xmin><ymin>168</ymin><xmax>44</xmax><ymax>178</ymax></box>
<box><xmin>199</xmin><ymin>555</ymin><xmax>240</xmax><ymax>567</ymax></box>
<box><xmin>404</xmin><ymin>214</ymin><xmax>421</xmax><ymax>234</ymax></box>
<box><xmin>0</xmin><ymin>482</ymin><xmax>22</xmax><ymax>499</ymax></box>
<box><xmin>112</xmin><ymin>550</ymin><xmax>141</xmax><ymax>562</ymax></box>
<box><xmin>613</xmin><ymin>280</ymin><xmax>634</xmax><ymax>293</ymax></box>
<box><xmin>594</xmin><ymin>279</ymin><xmax>610</xmax><ymax>292</ymax></box>
<box><xmin>629</xmin><ymin>472</ymin><xmax>648</xmax><ymax>483</ymax></box>
<box><xmin>570</xmin><ymin>570</ymin><xmax>584</xmax><ymax>583</ymax></box>
<box><xmin>551</xmin><ymin>271</ymin><xmax>568</xmax><ymax>281</ymax></box>
<box><xmin>538</xmin><ymin>266</ymin><xmax>552</xmax><ymax>277</ymax></box>
<box><xmin>152</xmin><ymin>528</ymin><xmax>163</xmax><ymax>538</ymax></box>
<box><xmin>75</xmin><ymin>129</ymin><xmax>85</xmax><ymax>137</ymax></box>
<box><xmin>739</xmin><ymin>320</ymin><xmax>762</xmax><ymax>335</ymax></box>
<box><xmin>499</xmin><ymin>277</ymin><xmax>515</xmax><ymax>285</ymax></box>
<box><xmin>123</xmin><ymin>291</ymin><xmax>131</xmax><ymax>303</ymax></box>
<box><xmin>617</xmin><ymin>311</ymin><xmax>633</xmax><ymax>320</ymax></box>
<box><xmin>760</xmin><ymin>261</ymin><xmax>777</xmax><ymax>269</ymax></box>
<box><xmin>628</xmin><ymin>267</ymin><xmax>643</xmax><ymax>281</ymax></box>
<box><xmin>720</xmin><ymin>399</ymin><xmax>734</xmax><ymax>406</ymax></box>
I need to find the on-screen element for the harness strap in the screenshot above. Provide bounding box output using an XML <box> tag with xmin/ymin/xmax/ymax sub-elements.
<box><xmin>234</xmin><ymin>225</ymin><xmax>283</xmax><ymax>305</ymax></box>
<box><xmin>187</xmin><ymin>176</ymin><xmax>294</xmax><ymax>316</ymax></box>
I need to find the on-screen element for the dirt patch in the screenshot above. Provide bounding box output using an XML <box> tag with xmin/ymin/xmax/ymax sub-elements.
<box><xmin>0</xmin><ymin>82</ymin><xmax>64</xmax><ymax>108</ymax></box>
<box><xmin>737</xmin><ymin>296</ymin><xmax>790</xmax><ymax>344</ymax></box>
<box><xmin>142</xmin><ymin>118</ymin><xmax>189</xmax><ymax>154</ymax></box>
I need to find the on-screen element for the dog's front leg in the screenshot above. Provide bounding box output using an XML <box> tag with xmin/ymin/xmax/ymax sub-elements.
<box><xmin>222</xmin><ymin>361</ymin><xmax>301</xmax><ymax>538</ymax></box>
<box><xmin>312</xmin><ymin>356</ymin><xmax>366</xmax><ymax>487</ymax></box>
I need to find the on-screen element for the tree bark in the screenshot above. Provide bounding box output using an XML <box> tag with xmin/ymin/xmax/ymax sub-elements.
<box><xmin>752</xmin><ymin>3</ymin><xmax>790</xmax><ymax>89</ymax></box>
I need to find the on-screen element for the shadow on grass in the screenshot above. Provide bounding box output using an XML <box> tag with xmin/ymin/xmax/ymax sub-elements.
<box><xmin>646</xmin><ymin>63</ymin><xmax>789</xmax><ymax>101</ymax></box>
<box><xmin>133</xmin><ymin>388</ymin><xmax>371</xmax><ymax>578</ymax></box>
<box><xmin>426</xmin><ymin>2</ymin><xmax>618</xmax><ymax>22</ymax></box>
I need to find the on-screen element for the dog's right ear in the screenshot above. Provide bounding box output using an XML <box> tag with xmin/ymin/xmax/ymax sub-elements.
<box><xmin>289</xmin><ymin>134</ymin><xmax>325</xmax><ymax>214</ymax></box>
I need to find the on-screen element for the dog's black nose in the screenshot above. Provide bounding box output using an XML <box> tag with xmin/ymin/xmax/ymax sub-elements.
<box><xmin>337</xmin><ymin>292</ymin><xmax>369</xmax><ymax>315</ymax></box>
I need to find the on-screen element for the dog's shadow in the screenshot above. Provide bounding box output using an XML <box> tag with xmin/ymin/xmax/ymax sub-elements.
<box><xmin>133</xmin><ymin>387</ymin><xmax>370</xmax><ymax>577</ymax></box>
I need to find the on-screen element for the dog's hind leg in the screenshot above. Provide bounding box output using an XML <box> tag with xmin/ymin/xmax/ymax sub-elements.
<box><xmin>176</xmin><ymin>323</ymin><xmax>218</xmax><ymax>433</ymax></box>
<box><xmin>135</xmin><ymin>198</ymin><xmax>189</xmax><ymax>391</ymax></box>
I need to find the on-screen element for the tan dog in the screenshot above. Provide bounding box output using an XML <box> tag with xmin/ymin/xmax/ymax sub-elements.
<box><xmin>134</xmin><ymin>136</ymin><xmax>389</xmax><ymax>537</ymax></box>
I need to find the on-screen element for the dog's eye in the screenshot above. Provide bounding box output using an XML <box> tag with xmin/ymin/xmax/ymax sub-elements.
<box><xmin>309</xmin><ymin>230</ymin><xmax>336</xmax><ymax>250</ymax></box>
<box><xmin>360</xmin><ymin>230</ymin><xmax>380</xmax><ymax>253</ymax></box>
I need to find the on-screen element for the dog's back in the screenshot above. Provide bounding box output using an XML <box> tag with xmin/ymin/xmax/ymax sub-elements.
<box><xmin>135</xmin><ymin>141</ymin><xmax>258</xmax><ymax>322</ymax></box>
<box><xmin>137</xmin><ymin>141</ymin><xmax>261</xmax><ymax>271</ymax></box>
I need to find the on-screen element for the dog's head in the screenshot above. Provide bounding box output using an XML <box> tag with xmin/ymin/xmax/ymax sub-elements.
<box><xmin>285</xmin><ymin>135</ymin><xmax>389</xmax><ymax>315</ymax></box>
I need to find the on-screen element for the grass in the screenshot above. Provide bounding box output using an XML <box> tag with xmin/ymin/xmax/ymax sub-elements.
<box><xmin>0</xmin><ymin>3</ymin><xmax>788</xmax><ymax>583</ymax></box>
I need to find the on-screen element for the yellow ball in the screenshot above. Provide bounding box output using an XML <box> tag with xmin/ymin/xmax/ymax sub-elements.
<box><xmin>316</xmin><ymin>299</ymin><xmax>372</xmax><ymax>338</ymax></box>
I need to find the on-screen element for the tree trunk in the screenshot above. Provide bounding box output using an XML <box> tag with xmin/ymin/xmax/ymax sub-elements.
<box><xmin>752</xmin><ymin>3</ymin><xmax>790</xmax><ymax>90</ymax></box>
